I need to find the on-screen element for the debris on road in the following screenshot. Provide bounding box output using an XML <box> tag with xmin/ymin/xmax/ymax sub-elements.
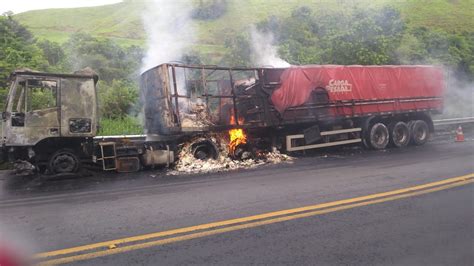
<box><xmin>168</xmin><ymin>138</ymin><xmax>292</xmax><ymax>175</ymax></box>
<box><xmin>13</xmin><ymin>161</ymin><xmax>35</xmax><ymax>176</ymax></box>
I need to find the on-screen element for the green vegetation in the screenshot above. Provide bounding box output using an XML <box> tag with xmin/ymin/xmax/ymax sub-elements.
<box><xmin>0</xmin><ymin>15</ymin><xmax>48</xmax><ymax>87</ymax></box>
<box><xmin>98</xmin><ymin>116</ymin><xmax>143</xmax><ymax>136</ymax></box>
<box><xmin>397</xmin><ymin>0</ymin><xmax>474</xmax><ymax>32</ymax></box>
<box><xmin>193</xmin><ymin>0</ymin><xmax>228</xmax><ymax>20</ymax></box>
<box><xmin>265</xmin><ymin>6</ymin><xmax>404</xmax><ymax>65</ymax></box>
<box><xmin>98</xmin><ymin>79</ymin><xmax>139</xmax><ymax>119</ymax></box>
<box><xmin>223</xmin><ymin>5</ymin><xmax>473</xmax><ymax>80</ymax></box>
<box><xmin>14</xmin><ymin>1</ymin><xmax>147</xmax><ymax>44</ymax></box>
<box><xmin>61</xmin><ymin>32</ymin><xmax>142</xmax><ymax>82</ymax></box>
<box><xmin>13</xmin><ymin>0</ymin><xmax>473</xmax><ymax>51</ymax></box>
<box><xmin>0</xmin><ymin>0</ymin><xmax>473</xmax><ymax>135</ymax></box>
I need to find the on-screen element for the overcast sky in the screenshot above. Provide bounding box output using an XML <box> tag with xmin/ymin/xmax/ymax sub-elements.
<box><xmin>0</xmin><ymin>0</ymin><xmax>123</xmax><ymax>15</ymax></box>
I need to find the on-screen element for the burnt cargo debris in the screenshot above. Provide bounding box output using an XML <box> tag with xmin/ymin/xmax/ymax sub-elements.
<box><xmin>1</xmin><ymin>64</ymin><xmax>445</xmax><ymax>175</ymax></box>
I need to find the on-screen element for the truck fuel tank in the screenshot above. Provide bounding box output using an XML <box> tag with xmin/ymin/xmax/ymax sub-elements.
<box><xmin>142</xmin><ymin>148</ymin><xmax>175</xmax><ymax>167</ymax></box>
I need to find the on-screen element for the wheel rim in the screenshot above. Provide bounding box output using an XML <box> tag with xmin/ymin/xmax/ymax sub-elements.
<box><xmin>369</xmin><ymin>123</ymin><xmax>389</xmax><ymax>149</ymax></box>
<box><xmin>51</xmin><ymin>152</ymin><xmax>78</xmax><ymax>173</ymax></box>
<box><xmin>395</xmin><ymin>126</ymin><xmax>408</xmax><ymax>143</ymax></box>
<box><xmin>192</xmin><ymin>141</ymin><xmax>218</xmax><ymax>161</ymax></box>
<box><xmin>374</xmin><ymin>128</ymin><xmax>387</xmax><ymax>145</ymax></box>
<box><xmin>232</xmin><ymin>143</ymin><xmax>253</xmax><ymax>160</ymax></box>
<box><xmin>415</xmin><ymin>127</ymin><xmax>427</xmax><ymax>141</ymax></box>
<box><xmin>194</xmin><ymin>147</ymin><xmax>211</xmax><ymax>160</ymax></box>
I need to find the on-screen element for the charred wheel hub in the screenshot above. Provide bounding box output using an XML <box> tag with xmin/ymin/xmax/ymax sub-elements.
<box><xmin>191</xmin><ymin>140</ymin><xmax>218</xmax><ymax>161</ymax></box>
<box><xmin>49</xmin><ymin>149</ymin><xmax>79</xmax><ymax>174</ymax></box>
<box><xmin>410</xmin><ymin>120</ymin><xmax>429</xmax><ymax>146</ymax></box>
<box><xmin>231</xmin><ymin>143</ymin><xmax>253</xmax><ymax>160</ymax></box>
<box><xmin>390</xmin><ymin>121</ymin><xmax>410</xmax><ymax>148</ymax></box>
<box><xmin>368</xmin><ymin>123</ymin><xmax>389</xmax><ymax>150</ymax></box>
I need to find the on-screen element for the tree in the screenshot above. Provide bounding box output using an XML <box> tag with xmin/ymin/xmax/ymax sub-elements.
<box><xmin>398</xmin><ymin>28</ymin><xmax>474</xmax><ymax>80</ymax></box>
<box><xmin>62</xmin><ymin>33</ymin><xmax>143</xmax><ymax>83</ymax></box>
<box><xmin>192</xmin><ymin>0</ymin><xmax>228</xmax><ymax>20</ymax></box>
<box><xmin>37</xmin><ymin>40</ymin><xmax>65</xmax><ymax>70</ymax></box>
<box><xmin>398</xmin><ymin>32</ymin><xmax>430</xmax><ymax>62</ymax></box>
<box><xmin>253</xmin><ymin>6</ymin><xmax>405</xmax><ymax>66</ymax></box>
<box><xmin>98</xmin><ymin>80</ymin><xmax>139</xmax><ymax>119</ymax></box>
<box><xmin>0</xmin><ymin>15</ymin><xmax>48</xmax><ymax>87</ymax></box>
<box><xmin>222</xmin><ymin>32</ymin><xmax>252</xmax><ymax>67</ymax></box>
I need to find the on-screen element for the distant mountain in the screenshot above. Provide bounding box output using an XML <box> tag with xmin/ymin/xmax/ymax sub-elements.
<box><xmin>14</xmin><ymin>0</ymin><xmax>473</xmax><ymax>49</ymax></box>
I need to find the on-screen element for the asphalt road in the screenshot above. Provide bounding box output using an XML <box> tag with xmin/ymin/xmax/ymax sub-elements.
<box><xmin>0</xmin><ymin>134</ymin><xmax>473</xmax><ymax>265</ymax></box>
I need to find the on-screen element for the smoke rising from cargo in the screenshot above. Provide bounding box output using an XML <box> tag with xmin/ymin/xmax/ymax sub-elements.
<box><xmin>141</xmin><ymin>0</ymin><xmax>196</xmax><ymax>72</ymax></box>
<box><xmin>140</xmin><ymin>0</ymin><xmax>197</xmax><ymax>132</ymax></box>
<box><xmin>250</xmin><ymin>26</ymin><xmax>290</xmax><ymax>68</ymax></box>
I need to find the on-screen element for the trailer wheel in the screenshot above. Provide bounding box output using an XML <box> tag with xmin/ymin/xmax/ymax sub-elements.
<box><xmin>389</xmin><ymin>121</ymin><xmax>410</xmax><ymax>148</ymax></box>
<box><xmin>231</xmin><ymin>143</ymin><xmax>253</xmax><ymax>160</ymax></box>
<box><xmin>48</xmin><ymin>149</ymin><xmax>80</xmax><ymax>174</ymax></box>
<box><xmin>368</xmin><ymin>123</ymin><xmax>389</xmax><ymax>150</ymax></box>
<box><xmin>410</xmin><ymin>120</ymin><xmax>430</xmax><ymax>146</ymax></box>
<box><xmin>191</xmin><ymin>140</ymin><xmax>218</xmax><ymax>161</ymax></box>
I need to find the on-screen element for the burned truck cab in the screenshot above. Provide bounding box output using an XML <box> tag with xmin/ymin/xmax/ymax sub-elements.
<box><xmin>1</xmin><ymin>70</ymin><xmax>99</xmax><ymax>173</ymax></box>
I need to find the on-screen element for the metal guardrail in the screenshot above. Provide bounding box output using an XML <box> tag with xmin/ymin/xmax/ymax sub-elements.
<box><xmin>433</xmin><ymin>117</ymin><xmax>474</xmax><ymax>126</ymax></box>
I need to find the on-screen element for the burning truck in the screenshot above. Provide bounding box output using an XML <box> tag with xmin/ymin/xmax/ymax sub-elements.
<box><xmin>0</xmin><ymin>64</ymin><xmax>444</xmax><ymax>174</ymax></box>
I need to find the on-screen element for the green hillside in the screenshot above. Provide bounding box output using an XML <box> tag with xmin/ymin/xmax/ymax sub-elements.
<box><xmin>14</xmin><ymin>1</ymin><xmax>146</xmax><ymax>46</ymax></box>
<box><xmin>15</xmin><ymin>0</ymin><xmax>473</xmax><ymax>49</ymax></box>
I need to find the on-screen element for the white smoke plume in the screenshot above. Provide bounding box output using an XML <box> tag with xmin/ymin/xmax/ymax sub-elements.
<box><xmin>141</xmin><ymin>0</ymin><xmax>196</xmax><ymax>72</ymax></box>
<box><xmin>250</xmin><ymin>26</ymin><xmax>290</xmax><ymax>68</ymax></box>
<box><xmin>442</xmin><ymin>70</ymin><xmax>474</xmax><ymax>118</ymax></box>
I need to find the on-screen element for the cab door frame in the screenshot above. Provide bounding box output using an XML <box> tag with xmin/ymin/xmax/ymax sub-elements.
<box><xmin>4</xmin><ymin>75</ymin><xmax>61</xmax><ymax>146</ymax></box>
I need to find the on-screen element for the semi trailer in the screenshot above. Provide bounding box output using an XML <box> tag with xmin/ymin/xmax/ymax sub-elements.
<box><xmin>0</xmin><ymin>64</ymin><xmax>444</xmax><ymax>174</ymax></box>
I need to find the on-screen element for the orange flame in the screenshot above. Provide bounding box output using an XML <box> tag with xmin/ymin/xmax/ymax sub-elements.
<box><xmin>229</xmin><ymin>114</ymin><xmax>247</xmax><ymax>154</ymax></box>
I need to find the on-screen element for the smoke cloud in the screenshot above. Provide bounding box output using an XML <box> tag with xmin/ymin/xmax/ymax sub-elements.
<box><xmin>141</xmin><ymin>0</ymin><xmax>196</xmax><ymax>72</ymax></box>
<box><xmin>250</xmin><ymin>26</ymin><xmax>290</xmax><ymax>68</ymax></box>
<box><xmin>442</xmin><ymin>70</ymin><xmax>474</xmax><ymax>118</ymax></box>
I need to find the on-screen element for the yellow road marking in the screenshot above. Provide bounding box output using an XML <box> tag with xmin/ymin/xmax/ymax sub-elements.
<box><xmin>37</xmin><ymin>173</ymin><xmax>474</xmax><ymax>265</ymax></box>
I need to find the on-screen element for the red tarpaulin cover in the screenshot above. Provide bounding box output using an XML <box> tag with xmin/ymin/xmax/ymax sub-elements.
<box><xmin>270</xmin><ymin>65</ymin><xmax>445</xmax><ymax>113</ymax></box>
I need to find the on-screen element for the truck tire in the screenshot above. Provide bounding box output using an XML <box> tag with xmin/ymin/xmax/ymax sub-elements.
<box><xmin>191</xmin><ymin>140</ymin><xmax>218</xmax><ymax>160</ymax></box>
<box><xmin>410</xmin><ymin>120</ymin><xmax>430</xmax><ymax>146</ymax></box>
<box><xmin>361</xmin><ymin>116</ymin><xmax>375</xmax><ymax>149</ymax></box>
<box><xmin>48</xmin><ymin>149</ymin><xmax>80</xmax><ymax>174</ymax></box>
<box><xmin>368</xmin><ymin>123</ymin><xmax>389</xmax><ymax>150</ymax></box>
<box><xmin>389</xmin><ymin>121</ymin><xmax>410</xmax><ymax>148</ymax></box>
